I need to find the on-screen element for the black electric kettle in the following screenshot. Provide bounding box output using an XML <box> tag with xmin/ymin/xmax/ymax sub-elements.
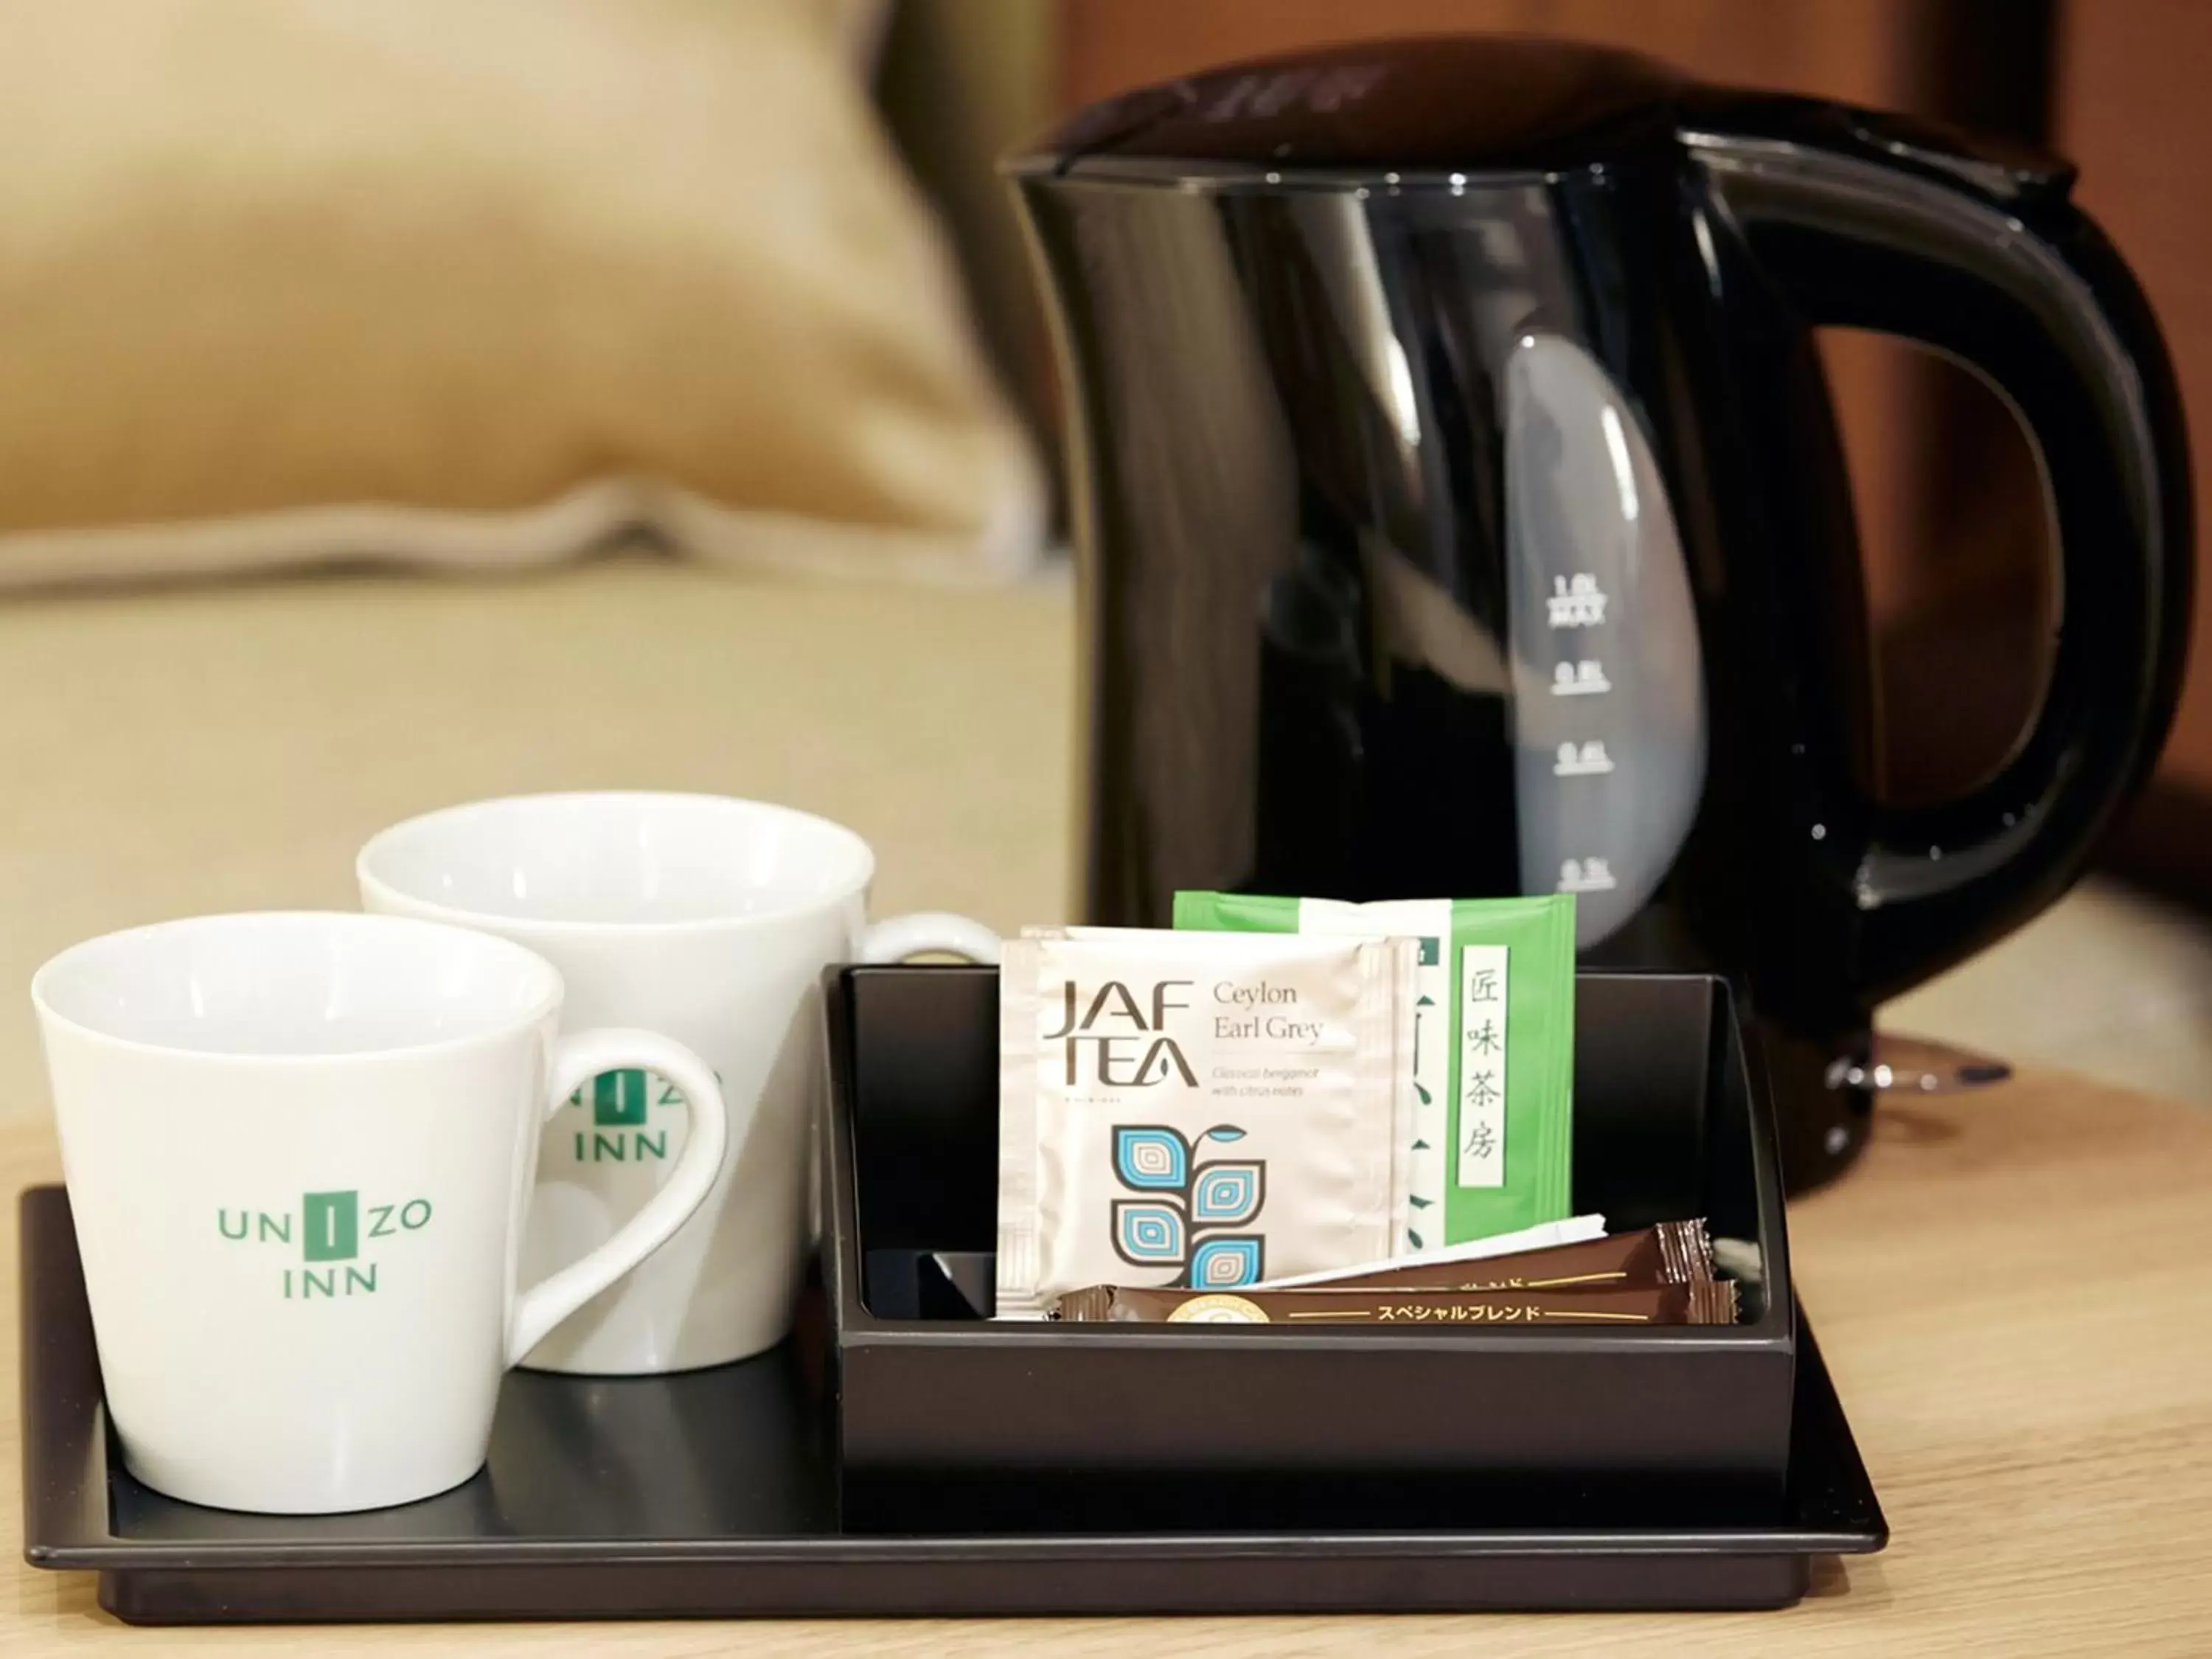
<box><xmin>1007</xmin><ymin>37</ymin><xmax>2192</xmax><ymax>1189</ymax></box>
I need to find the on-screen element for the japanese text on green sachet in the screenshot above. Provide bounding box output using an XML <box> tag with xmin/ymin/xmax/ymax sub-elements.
<box><xmin>1173</xmin><ymin>893</ymin><xmax>1576</xmax><ymax>1248</ymax></box>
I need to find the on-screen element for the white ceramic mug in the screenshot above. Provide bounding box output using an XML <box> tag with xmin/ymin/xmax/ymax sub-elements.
<box><xmin>357</xmin><ymin>792</ymin><xmax>998</xmax><ymax>1374</ymax></box>
<box><xmin>31</xmin><ymin>911</ymin><xmax>726</xmax><ymax>1514</ymax></box>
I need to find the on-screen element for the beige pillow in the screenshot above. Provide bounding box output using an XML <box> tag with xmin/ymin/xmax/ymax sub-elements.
<box><xmin>0</xmin><ymin>0</ymin><xmax>1041</xmax><ymax>586</ymax></box>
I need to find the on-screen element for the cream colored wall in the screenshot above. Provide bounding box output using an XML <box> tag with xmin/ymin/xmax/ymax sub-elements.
<box><xmin>0</xmin><ymin>553</ymin><xmax>1074</xmax><ymax>1120</ymax></box>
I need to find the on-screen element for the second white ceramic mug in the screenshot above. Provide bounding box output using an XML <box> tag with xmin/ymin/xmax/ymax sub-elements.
<box><xmin>358</xmin><ymin>792</ymin><xmax>997</xmax><ymax>1374</ymax></box>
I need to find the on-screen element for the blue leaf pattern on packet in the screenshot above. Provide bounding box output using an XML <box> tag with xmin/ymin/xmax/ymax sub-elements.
<box><xmin>1111</xmin><ymin>1200</ymin><xmax>1186</xmax><ymax>1265</ymax></box>
<box><xmin>1190</xmin><ymin>1161</ymin><xmax>1264</xmax><ymax>1226</ymax></box>
<box><xmin>1113</xmin><ymin>1126</ymin><xmax>1190</xmax><ymax>1190</ymax></box>
<box><xmin>1189</xmin><ymin>1236</ymin><xmax>1264</xmax><ymax>1287</ymax></box>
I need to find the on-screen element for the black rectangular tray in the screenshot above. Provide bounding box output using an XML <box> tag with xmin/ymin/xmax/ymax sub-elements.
<box><xmin>827</xmin><ymin>966</ymin><xmax>1795</xmax><ymax>1506</ymax></box>
<box><xmin>20</xmin><ymin>1186</ymin><xmax>1884</xmax><ymax>1621</ymax></box>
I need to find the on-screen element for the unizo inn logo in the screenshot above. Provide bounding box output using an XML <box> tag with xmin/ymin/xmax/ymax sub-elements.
<box><xmin>216</xmin><ymin>1189</ymin><xmax>432</xmax><ymax>1301</ymax></box>
<box><xmin>561</xmin><ymin>1068</ymin><xmax>720</xmax><ymax>1164</ymax></box>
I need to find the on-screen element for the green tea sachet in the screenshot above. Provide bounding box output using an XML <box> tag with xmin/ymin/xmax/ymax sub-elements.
<box><xmin>1173</xmin><ymin>893</ymin><xmax>1575</xmax><ymax>1249</ymax></box>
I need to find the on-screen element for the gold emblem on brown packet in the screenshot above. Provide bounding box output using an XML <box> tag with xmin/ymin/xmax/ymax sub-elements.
<box><xmin>1164</xmin><ymin>1293</ymin><xmax>1271</xmax><ymax>1324</ymax></box>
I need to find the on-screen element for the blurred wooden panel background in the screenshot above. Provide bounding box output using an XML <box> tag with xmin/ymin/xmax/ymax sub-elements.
<box><xmin>2057</xmin><ymin>0</ymin><xmax>2212</xmax><ymax>900</ymax></box>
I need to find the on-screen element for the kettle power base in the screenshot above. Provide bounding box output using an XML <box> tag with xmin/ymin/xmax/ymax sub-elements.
<box><xmin>19</xmin><ymin>1186</ymin><xmax>1885</xmax><ymax>1624</ymax></box>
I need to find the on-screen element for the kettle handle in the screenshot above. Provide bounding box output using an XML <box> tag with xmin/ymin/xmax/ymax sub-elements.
<box><xmin>1689</xmin><ymin>106</ymin><xmax>2191</xmax><ymax>1003</ymax></box>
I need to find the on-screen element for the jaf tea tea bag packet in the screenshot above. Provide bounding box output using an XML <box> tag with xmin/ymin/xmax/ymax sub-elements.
<box><xmin>994</xmin><ymin>928</ymin><xmax>1418</xmax><ymax>1317</ymax></box>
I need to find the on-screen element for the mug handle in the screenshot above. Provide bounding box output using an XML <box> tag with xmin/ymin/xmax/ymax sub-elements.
<box><xmin>506</xmin><ymin>1029</ymin><xmax>731</xmax><ymax>1364</ymax></box>
<box><xmin>859</xmin><ymin>911</ymin><xmax>1001</xmax><ymax>964</ymax></box>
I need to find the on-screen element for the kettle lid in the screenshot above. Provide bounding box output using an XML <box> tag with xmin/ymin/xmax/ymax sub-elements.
<box><xmin>1015</xmin><ymin>36</ymin><xmax>1688</xmax><ymax>178</ymax></box>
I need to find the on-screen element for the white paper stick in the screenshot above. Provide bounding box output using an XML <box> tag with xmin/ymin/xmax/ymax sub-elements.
<box><xmin>1247</xmin><ymin>1213</ymin><xmax>1609</xmax><ymax>1290</ymax></box>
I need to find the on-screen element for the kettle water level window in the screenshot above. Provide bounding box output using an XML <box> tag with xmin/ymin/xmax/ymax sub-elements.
<box><xmin>1506</xmin><ymin>335</ymin><xmax>1706</xmax><ymax>950</ymax></box>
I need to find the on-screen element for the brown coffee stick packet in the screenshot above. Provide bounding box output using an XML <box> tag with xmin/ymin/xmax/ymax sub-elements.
<box><xmin>1052</xmin><ymin>1278</ymin><xmax>1739</xmax><ymax>1326</ymax></box>
<box><xmin>1276</xmin><ymin>1219</ymin><xmax>1714</xmax><ymax>1295</ymax></box>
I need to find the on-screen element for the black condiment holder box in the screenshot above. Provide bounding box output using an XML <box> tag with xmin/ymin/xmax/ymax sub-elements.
<box><xmin>824</xmin><ymin>965</ymin><xmax>1797</xmax><ymax>1526</ymax></box>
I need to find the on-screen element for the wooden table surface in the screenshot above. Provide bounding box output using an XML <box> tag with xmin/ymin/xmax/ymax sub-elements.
<box><xmin>6</xmin><ymin>1068</ymin><xmax>2211</xmax><ymax>1656</ymax></box>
